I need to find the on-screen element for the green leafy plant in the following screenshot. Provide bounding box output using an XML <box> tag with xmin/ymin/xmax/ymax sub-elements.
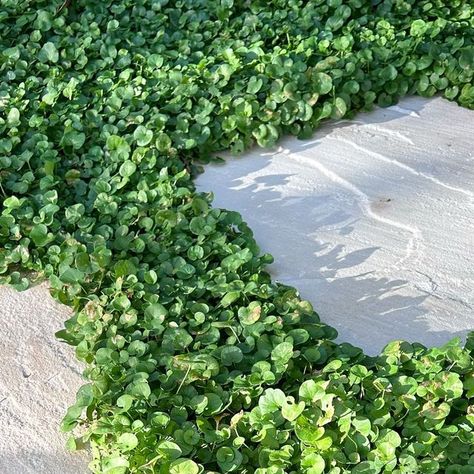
<box><xmin>1</xmin><ymin>0</ymin><xmax>474</xmax><ymax>473</ymax></box>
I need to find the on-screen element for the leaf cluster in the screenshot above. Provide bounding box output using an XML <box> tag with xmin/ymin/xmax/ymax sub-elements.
<box><xmin>0</xmin><ymin>0</ymin><xmax>474</xmax><ymax>473</ymax></box>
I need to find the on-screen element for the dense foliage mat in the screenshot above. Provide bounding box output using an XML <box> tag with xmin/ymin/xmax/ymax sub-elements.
<box><xmin>1</xmin><ymin>0</ymin><xmax>474</xmax><ymax>472</ymax></box>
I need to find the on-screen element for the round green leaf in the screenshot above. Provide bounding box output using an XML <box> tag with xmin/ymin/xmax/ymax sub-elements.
<box><xmin>169</xmin><ymin>458</ymin><xmax>199</xmax><ymax>474</ymax></box>
<box><xmin>117</xmin><ymin>433</ymin><xmax>138</xmax><ymax>452</ymax></box>
<box><xmin>38</xmin><ymin>42</ymin><xmax>59</xmax><ymax>63</ymax></box>
<box><xmin>133</xmin><ymin>125</ymin><xmax>153</xmax><ymax>146</ymax></box>
<box><xmin>119</xmin><ymin>161</ymin><xmax>137</xmax><ymax>178</ymax></box>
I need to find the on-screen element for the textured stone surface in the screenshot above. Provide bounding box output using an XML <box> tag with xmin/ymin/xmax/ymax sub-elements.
<box><xmin>197</xmin><ymin>97</ymin><xmax>474</xmax><ymax>354</ymax></box>
<box><xmin>0</xmin><ymin>284</ymin><xmax>88</xmax><ymax>473</ymax></box>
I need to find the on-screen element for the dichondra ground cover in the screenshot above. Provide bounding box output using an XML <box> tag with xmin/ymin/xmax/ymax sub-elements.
<box><xmin>0</xmin><ymin>0</ymin><xmax>474</xmax><ymax>473</ymax></box>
